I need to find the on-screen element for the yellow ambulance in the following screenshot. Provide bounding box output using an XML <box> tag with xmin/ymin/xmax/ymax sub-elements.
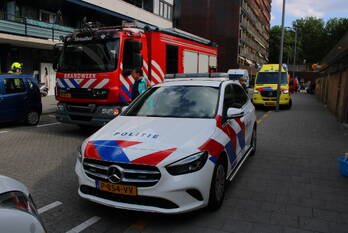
<box><xmin>252</xmin><ymin>64</ymin><xmax>292</xmax><ymax>109</ymax></box>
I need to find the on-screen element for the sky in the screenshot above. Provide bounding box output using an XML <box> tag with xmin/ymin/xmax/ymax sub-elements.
<box><xmin>271</xmin><ymin>0</ymin><xmax>348</xmax><ymax>27</ymax></box>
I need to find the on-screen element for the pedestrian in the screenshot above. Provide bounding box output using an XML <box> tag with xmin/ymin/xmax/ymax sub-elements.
<box><xmin>239</xmin><ymin>76</ymin><xmax>247</xmax><ymax>92</ymax></box>
<box><xmin>131</xmin><ymin>67</ymin><xmax>150</xmax><ymax>100</ymax></box>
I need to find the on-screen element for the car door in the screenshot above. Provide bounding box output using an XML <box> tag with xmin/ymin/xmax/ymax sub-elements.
<box><xmin>232</xmin><ymin>84</ymin><xmax>255</xmax><ymax>148</ymax></box>
<box><xmin>1</xmin><ymin>78</ymin><xmax>27</xmax><ymax>122</ymax></box>
<box><xmin>221</xmin><ymin>84</ymin><xmax>246</xmax><ymax>166</ymax></box>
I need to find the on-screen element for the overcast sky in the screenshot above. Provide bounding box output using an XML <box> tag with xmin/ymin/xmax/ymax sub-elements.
<box><xmin>271</xmin><ymin>0</ymin><xmax>348</xmax><ymax>27</ymax></box>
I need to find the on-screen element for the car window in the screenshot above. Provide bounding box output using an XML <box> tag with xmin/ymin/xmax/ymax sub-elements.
<box><xmin>223</xmin><ymin>85</ymin><xmax>236</xmax><ymax>116</ymax></box>
<box><xmin>0</xmin><ymin>191</ymin><xmax>38</xmax><ymax>217</ymax></box>
<box><xmin>26</xmin><ymin>79</ymin><xmax>35</xmax><ymax>90</ymax></box>
<box><xmin>232</xmin><ymin>84</ymin><xmax>248</xmax><ymax>107</ymax></box>
<box><xmin>3</xmin><ymin>78</ymin><xmax>26</xmax><ymax>94</ymax></box>
<box><xmin>125</xmin><ymin>86</ymin><xmax>219</xmax><ymax>118</ymax></box>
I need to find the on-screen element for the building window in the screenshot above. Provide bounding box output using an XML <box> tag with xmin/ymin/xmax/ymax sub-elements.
<box><xmin>39</xmin><ymin>10</ymin><xmax>56</xmax><ymax>24</ymax></box>
<box><xmin>154</xmin><ymin>0</ymin><xmax>172</xmax><ymax>20</ymax></box>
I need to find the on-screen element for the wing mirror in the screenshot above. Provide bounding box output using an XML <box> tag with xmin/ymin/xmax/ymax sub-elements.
<box><xmin>226</xmin><ymin>107</ymin><xmax>244</xmax><ymax>119</ymax></box>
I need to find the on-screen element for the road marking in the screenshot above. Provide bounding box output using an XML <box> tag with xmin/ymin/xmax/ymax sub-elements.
<box><xmin>37</xmin><ymin>122</ymin><xmax>61</xmax><ymax>128</ymax></box>
<box><xmin>0</xmin><ymin>131</ymin><xmax>9</xmax><ymax>134</ymax></box>
<box><xmin>262</xmin><ymin>114</ymin><xmax>269</xmax><ymax>118</ymax></box>
<box><xmin>48</xmin><ymin>114</ymin><xmax>56</xmax><ymax>118</ymax></box>
<box><xmin>130</xmin><ymin>219</ymin><xmax>148</xmax><ymax>231</ymax></box>
<box><xmin>256</xmin><ymin>119</ymin><xmax>262</xmax><ymax>124</ymax></box>
<box><xmin>66</xmin><ymin>216</ymin><xmax>101</xmax><ymax>233</ymax></box>
<box><xmin>38</xmin><ymin>201</ymin><xmax>62</xmax><ymax>214</ymax></box>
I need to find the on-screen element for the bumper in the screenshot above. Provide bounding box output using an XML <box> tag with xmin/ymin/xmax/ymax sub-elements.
<box><xmin>75</xmin><ymin>158</ymin><xmax>215</xmax><ymax>214</ymax></box>
<box><xmin>56</xmin><ymin>102</ymin><xmax>121</xmax><ymax>126</ymax></box>
<box><xmin>252</xmin><ymin>93</ymin><xmax>290</xmax><ymax>106</ymax></box>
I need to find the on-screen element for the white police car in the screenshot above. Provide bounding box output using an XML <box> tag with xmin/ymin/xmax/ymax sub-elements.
<box><xmin>75</xmin><ymin>73</ymin><xmax>257</xmax><ymax>213</ymax></box>
<box><xmin>0</xmin><ymin>175</ymin><xmax>46</xmax><ymax>233</ymax></box>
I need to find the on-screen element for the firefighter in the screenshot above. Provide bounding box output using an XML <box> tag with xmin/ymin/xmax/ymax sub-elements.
<box><xmin>131</xmin><ymin>67</ymin><xmax>150</xmax><ymax>100</ymax></box>
<box><xmin>8</xmin><ymin>62</ymin><xmax>23</xmax><ymax>74</ymax></box>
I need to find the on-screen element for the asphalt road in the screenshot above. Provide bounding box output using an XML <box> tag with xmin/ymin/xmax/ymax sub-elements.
<box><xmin>1</xmin><ymin>94</ymin><xmax>347</xmax><ymax>233</ymax></box>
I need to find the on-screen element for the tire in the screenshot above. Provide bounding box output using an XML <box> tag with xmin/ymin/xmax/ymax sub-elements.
<box><xmin>208</xmin><ymin>159</ymin><xmax>226</xmax><ymax>211</ymax></box>
<box><xmin>26</xmin><ymin>110</ymin><xmax>40</xmax><ymax>125</ymax></box>
<box><xmin>250</xmin><ymin>126</ymin><xmax>257</xmax><ymax>156</ymax></box>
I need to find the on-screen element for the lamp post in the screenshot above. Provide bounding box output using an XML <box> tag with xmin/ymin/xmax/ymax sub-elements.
<box><xmin>276</xmin><ymin>0</ymin><xmax>286</xmax><ymax>112</ymax></box>
<box><xmin>285</xmin><ymin>26</ymin><xmax>298</xmax><ymax>78</ymax></box>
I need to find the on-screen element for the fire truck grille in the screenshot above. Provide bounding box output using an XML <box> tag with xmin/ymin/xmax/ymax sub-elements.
<box><xmin>83</xmin><ymin>158</ymin><xmax>161</xmax><ymax>187</ymax></box>
<box><xmin>260</xmin><ymin>91</ymin><xmax>277</xmax><ymax>97</ymax></box>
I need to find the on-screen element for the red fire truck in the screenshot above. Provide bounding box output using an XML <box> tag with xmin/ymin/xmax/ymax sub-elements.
<box><xmin>55</xmin><ymin>22</ymin><xmax>218</xmax><ymax>126</ymax></box>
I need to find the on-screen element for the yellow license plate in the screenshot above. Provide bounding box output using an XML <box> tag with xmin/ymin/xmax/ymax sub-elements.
<box><xmin>98</xmin><ymin>181</ymin><xmax>137</xmax><ymax>196</ymax></box>
<box><xmin>60</xmin><ymin>93</ymin><xmax>71</xmax><ymax>98</ymax></box>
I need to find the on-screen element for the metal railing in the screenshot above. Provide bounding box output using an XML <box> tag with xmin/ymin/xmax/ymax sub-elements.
<box><xmin>0</xmin><ymin>11</ymin><xmax>74</xmax><ymax>41</ymax></box>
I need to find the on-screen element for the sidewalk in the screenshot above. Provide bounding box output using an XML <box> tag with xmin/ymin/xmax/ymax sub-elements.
<box><xmin>231</xmin><ymin>92</ymin><xmax>348</xmax><ymax>233</ymax></box>
<box><xmin>41</xmin><ymin>95</ymin><xmax>57</xmax><ymax>114</ymax></box>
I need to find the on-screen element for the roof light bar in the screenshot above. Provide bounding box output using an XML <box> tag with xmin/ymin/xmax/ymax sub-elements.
<box><xmin>165</xmin><ymin>73</ymin><xmax>229</xmax><ymax>79</ymax></box>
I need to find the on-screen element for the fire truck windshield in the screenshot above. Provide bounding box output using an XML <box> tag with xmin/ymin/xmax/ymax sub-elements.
<box><xmin>58</xmin><ymin>39</ymin><xmax>119</xmax><ymax>73</ymax></box>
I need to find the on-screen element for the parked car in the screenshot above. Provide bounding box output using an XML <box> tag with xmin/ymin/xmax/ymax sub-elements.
<box><xmin>227</xmin><ymin>69</ymin><xmax>250</xmax><ymax>88</ymax></box>
<box><xmin>0</xmin><ymin>75</ymin><xmax>42</xmax><ymax>125</ymax></box>
<box><xmin>75</xmin><ymin>73</ymin><xmax>257</xmax><ymax>214</ymax></box>
<box><xmin>0</xmin><ymin>175</ymin><xmax>46</xmax><ymax>233</ymax></box>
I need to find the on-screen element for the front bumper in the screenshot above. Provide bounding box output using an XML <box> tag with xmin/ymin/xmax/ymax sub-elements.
<box><xmin>56</xmin><ymin>102</ymin><xmax>121</xmax><ymax>126</ymax></box>
<box><xmin>75</xmin><ymin>158</ymin><xmax>215</xmax><ymax>214</ymax></box>
<box><xmin>252</xmin><ymin>93</ymin><xmax>290</xmax><ymax>106</ymax></box>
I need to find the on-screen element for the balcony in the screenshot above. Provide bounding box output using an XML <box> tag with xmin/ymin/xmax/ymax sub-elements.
<box><xmin>0</xmin><ymin>12</ymin><xmax>74</xmax><ymax>41</ymax></box>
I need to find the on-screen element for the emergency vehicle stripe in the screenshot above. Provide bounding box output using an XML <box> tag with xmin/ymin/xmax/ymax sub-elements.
<box><xmin>82</xmin><ymin>79</ymin><xmax>96</xmax><ymax>88</ymax></box>
<box><xmin>120</xmin><ymin>75</ymin><xmax>130</xmax><ymax>90</ymax></box>
<box><xmin>120</xmin><ymin>85</ymin><xmax>132</xmax><ymax>99</ymax></box>
<box><xmin>115</xmin><ymin>140</ymin><xmax>142</xmax><ymax>148</ymax></box>
<box><xmin>152</xmin><ymin>70</ymin><xmax>162</xmax><ymax>84</ymax></box>
<box><xmin>94</xmin><ymin>79</ymin><xmax>109</xmax><ymax>89</ymax></box>
<box><xmin>235</xmin><ymin>118</ymin><xmax>246</xmax><ymax>137</ymax></box>
<box><xmin>199</xmin><ymin>139</ymin><xmax>224</xmax><ymax>159</ymax></box>
<box><xmin>65</xmin><ymin>79</ymin><xmax>76</xmax><ymax>88</ymax></box>
<box><xmin>92</xmin><ymin>140</ymin><xmax>130</xmax><ymax>163</ymax></box>
<box><xmin>84</xmin><ymin>142</ymin><xmax>102</xmax><ymax>160</ymax></box>
<box><xmin>59</xmin><ymin>79</ymin><xmax>69</xmax><ymax>88</ymax></box>
<box><xmin>225</xmin><ymin>141</ymin><xmax>237</xmax><ymax>164</ymax></box>
<box><xmin>131</xmin><ymin>148</ymin><xmax>177</xmax><ymax>166</ymax></box>
<box><xmin>211</xmin><ymin>128</ymin><xmax>230</xmax><ymax>146</ymax></box>
<box><xmin>69</xmin><ymin>79</ymin><xmax>80</xmax><ymax>88</ymax></box>
<box><xmin>143</xmin><ymin>60</ymin><xmax>148</xmax><ymax>71</ymax></box>
<box><xmin>74</xmin><ymin>79</ymin><xmax>83</xmax><ymax>84</ymax></box>
<box><xmin>237</xmin><ymin>131</ymin><xmax>245</xmax><ymax>150</ymax></box>
<box><xmin>57</xmin><ymin>79</ymin><xmax>65</xmax><ymax>88</ymax></box>
<box><xmin>151</xmin><ymin>60</ymin><xmax>165</xmax><ymax>78</ymax></box>
<box><xmin>119</xmin><ymin>93</ymin><xmax>129</xmax><ymax>103</ymax></box>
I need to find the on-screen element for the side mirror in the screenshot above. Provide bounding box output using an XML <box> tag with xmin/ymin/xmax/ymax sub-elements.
<box><xmin>121</xmin><ymin>106</ymin><xmax>128</xmax><ymax>112</ymax></box>
<box><xmin>226</xmin><ymin>107</ymin><xmax>244</xmax><ymax>119</ymax></box>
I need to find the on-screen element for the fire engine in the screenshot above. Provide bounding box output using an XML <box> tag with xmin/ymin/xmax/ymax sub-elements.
<box><xmin>54</xmin><ymin>22</ymin><xmax>218</xmax><ymax>126</ymax></box>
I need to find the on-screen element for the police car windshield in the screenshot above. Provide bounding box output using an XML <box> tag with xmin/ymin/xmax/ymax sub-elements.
<box><xmin>58</xmin><ymin>39</ymin><xmax>119</xmax><ymax>73</ymax></box>
<box><xmin>228</xmin><ymin>74</ymin><xmax>243</xmax><ymax>80</ymax></box>
<box><xmin>125</xmin><ymin>86</ymin><xmax>219</xmax><ymax>118</ymax></box>
<box><xmin>256</xmin><ymin>72</ymin><xmax>288</xmax><ymax>84</ymax></box>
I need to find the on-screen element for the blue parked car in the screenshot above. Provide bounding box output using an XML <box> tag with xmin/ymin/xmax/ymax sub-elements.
<box><xmin>0</xmin><ymin>75</ymin><xmax>42</xmax><ymax>125</ymax></box>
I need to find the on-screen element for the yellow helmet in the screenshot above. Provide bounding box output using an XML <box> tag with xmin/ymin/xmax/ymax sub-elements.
<box><xmin>11</xmin><ymin>62</ymin><xmax>22</xmax><ymax>71</ymax></box>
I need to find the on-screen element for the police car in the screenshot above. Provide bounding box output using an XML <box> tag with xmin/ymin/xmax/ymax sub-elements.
<box><xmin>75</xmin><ymin>73</ymin><xmax>257</xmax><ymax>213</ymax></box>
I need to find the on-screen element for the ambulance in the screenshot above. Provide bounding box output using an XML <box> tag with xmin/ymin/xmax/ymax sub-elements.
<box><xmin>252</xmin><ymin>64</ymin><xmax>292</xmax><ymax>109</ymax></box>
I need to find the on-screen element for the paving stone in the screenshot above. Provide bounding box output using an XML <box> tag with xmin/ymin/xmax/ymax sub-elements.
<box><xmin>270</xmin><ymin>213</ymin><xmax>299</xmax><ymax>228</ymax></box>
<box><xmin>221</xmin><ymin>220</ymin><xmax>253</xmax><ymax>233</ymax></box>
<box><xmin>250</xmin><ymin>223</ymin><xmax>283</xmax><ymax>233</ymax></box>
<box><xmin>286</xmin><ymin>205</ymin><xmax>313</xmax><ymax>217</ymax></box>
<box><xmin>313</xmin><ymin>208</ymin><xmax>343</xmax><ymax>222</ymax></box>
<box><xmin>283</xmin><ymin>227</ymin><xmax>314</xmax><ymax>233</ymax></box>
<box><xmin>328</xmin><ymin>222</ymin><xmax>348</xmax><ymax>233</ymax></box>
<box><xmin>299</xmin><ymin>217</ymin><xmax>330</xmax><ymax>233</ymax></box>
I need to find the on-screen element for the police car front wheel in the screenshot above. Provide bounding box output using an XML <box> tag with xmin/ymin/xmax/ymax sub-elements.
<box><xmin>207</xmin><ymin>159</ymin><xmax>226</xmax><ymax>211</ymax></box>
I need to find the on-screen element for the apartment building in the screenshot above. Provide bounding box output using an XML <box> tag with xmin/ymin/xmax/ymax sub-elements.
<box><xmin>174</xmin><ymin>0</ymin><xmax>271</xmax><ymax>76</ymax></box>
<box><xmin>0</xmin><ymin>0</ymin><xmax>173</xmax><ymax>94</ymax></box>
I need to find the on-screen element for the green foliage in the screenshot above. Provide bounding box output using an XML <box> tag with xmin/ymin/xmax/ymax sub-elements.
<box><xmin>269</xmin><ymin>17</ymin><xmax>348</xmax><ymax>65</ymax></box>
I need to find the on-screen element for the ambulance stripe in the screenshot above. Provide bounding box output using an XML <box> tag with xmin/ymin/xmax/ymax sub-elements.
<box><xmin>69</xmin><ymin>79</ymin><xmax>80</xmax><ymax>88</ymax></box>
<box><xmin>82</xmin><ymin>79</ymin><xmax>96</xmax><ymax>88</ymax></box>
<box><xmin>94</xmin><ymin>79</ymin><xmax>109</xmax><ymax>89</ymax></box>
<box><xmin>151</xmin><ymin>60</ymin><xmax>164</xmax><ymax>78</ymax></box>
<box><xmin>131</xmin><ymin>148</ymin><xmax>177</xmax><ymax>166</ymax></box>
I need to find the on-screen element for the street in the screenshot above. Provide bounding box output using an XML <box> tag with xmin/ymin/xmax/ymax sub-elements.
<box><xmin>0</xmin><ymin>93</ymin><xmax>348</xmax><ymax>233</ymax></box>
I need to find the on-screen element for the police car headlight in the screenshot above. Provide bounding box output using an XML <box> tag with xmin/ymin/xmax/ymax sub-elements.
<box><xmin>166</xmin><ymin>151</ymin><xmax>208</xmax><ymax>175</ymax></box>
<box><xmin>282</xmin><ymin>90</ymin><xmax>289</xmax><ymax>94</ymax></box>
<box><xmin>77</xmin><ymin>145</ymin><xmax>83</xmax><ymax>162</ymax></box>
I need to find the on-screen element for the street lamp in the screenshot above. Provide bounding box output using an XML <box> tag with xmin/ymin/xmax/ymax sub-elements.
<box><xmin>276</xmin><ymin>0</ymin><xmax>286</xmax><ymax>112</ymax></box>
<box><xmin>285</xmin><ymin>26</ymin><xmax>298</xmax><ymax>78</ymax></box>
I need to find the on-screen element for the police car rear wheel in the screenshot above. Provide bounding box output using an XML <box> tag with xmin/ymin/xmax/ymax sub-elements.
<box><xmin>208</xmin><ymin>160</ymin><xmax>226</xmax><ymax>211</ymax></box>
<box><xmin>26</xmin><ymin>110</ymin><xmax>40</xmax><ymax>125</ymax></box>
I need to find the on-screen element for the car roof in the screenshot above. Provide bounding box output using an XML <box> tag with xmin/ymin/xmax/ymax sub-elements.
<box><xmin>0</xmin><ymin>175</ymin><xmax>29</xmax><ymax>195</ymax></box>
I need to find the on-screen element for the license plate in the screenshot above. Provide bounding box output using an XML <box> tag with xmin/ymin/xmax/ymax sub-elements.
<box><xmin>60</xmin><ymin>93</ymin><xmax>71</xmax><ymax>98</ymax></box>
<box><xmin>98</xmin><ymin>181</ymin><xmax>137</xmax><ymax>196</ymax></box>
<box><xmin>265</xmin><ymin>102</ymin><xmax>276</xmax><ymax>106</ymax></box>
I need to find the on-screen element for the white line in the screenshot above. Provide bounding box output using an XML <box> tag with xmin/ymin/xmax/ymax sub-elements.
<box><xmin>82</xmin><ymin>79</ymin><xmax>96</xmax><ymax>88</ymax></box>
<box><xmin>66</xmin><ymin>216</ymin><xmax>101</xmax><ymax>233</ymax></box>
<box><xmin>37</xmin><ymin>122</ymin><xmax>61</xmax><ymax>128</ymax></box>
<box><xmin>38</xmin><ymin>201</ymin><xmax>62</xmax><ymax>214</ymax></box>
<box><xmin>151</xmin><ymin>60</ymin><xmax>165</xmax><ymax>78</ymax></box>
<box><xmin>0</xmin><ymin>131</ymin><xmax>9</xmax><ymax>134</ymax></box>
<box><xmin>94</xmin><ymin>79</ymin><xmax>109</xmax><ymax>89</ymax></box>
